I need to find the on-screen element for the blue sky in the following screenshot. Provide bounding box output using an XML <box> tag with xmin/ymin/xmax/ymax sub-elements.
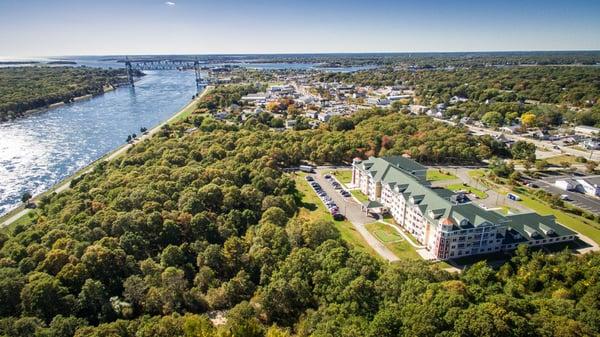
<box><xmin>1</xmin><ymin>0</ymin><xmax>599</xmax><ymax>57</ymax></box>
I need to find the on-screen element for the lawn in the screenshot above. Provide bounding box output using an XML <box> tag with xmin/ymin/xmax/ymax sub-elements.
<box><xmin>0</xmin><ymin>210</ymin><xmax>36</xmax><ymax>234</ymax></box>
<box><xmin>544</xmin><ymin>154</ymin><xmax>579</xmax><ymax>166</ymax></box>
<box><xmin>293</xmin><ymin>173</ymin><xmax>380</xmax><ymax>259</ymax></box>
<box><xmin>426</xmin><ymin>169</ymin><xmax>457</xmax><ymax>181</ymax></box>
<box><xmin>445</xmin><ymin>183</ymin><xmax>488</xmax><ymax>199</ymax></box>
<box><xmin>330</xmin><ymin>169</ymin><xmax>353</xmax><ymax>185</ymax></box>
<box><xmin>468</xmin><ymin>168</ymin><xmax>487</xmax><ymax>178</ymax></box>
<box><xmin>170</xmin><ymin>87</ymin><xmax>213</xmax><ymax>123</ymax></box>
<box><xmin>365</xmin><ymin>222</ymin><xmax>421</xmax><ymax>260</ymax></box>
<box><xmin>351</xmin><ymin>190</ymin><xmax>370</xmax><ymax>203</ymax></box>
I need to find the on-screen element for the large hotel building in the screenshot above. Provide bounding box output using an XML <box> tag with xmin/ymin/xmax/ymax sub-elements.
<box><xmin>352</xmin><ymin>156</ymin><xmax>577</xmax><ymax>260</ymax></box>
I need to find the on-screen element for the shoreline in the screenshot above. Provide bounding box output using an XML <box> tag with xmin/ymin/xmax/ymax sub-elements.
<box><xmin>0</xmin><ymin>86</ymin><xmax>211</xmax><ymax>228</ymax></box>
<box><xmin>1</xmin><ymin>80</ymin><xmax>135</xmax><ymax>123</ymax></box>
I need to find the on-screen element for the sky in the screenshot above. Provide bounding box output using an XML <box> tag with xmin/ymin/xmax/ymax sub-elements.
<box><xmin>1</xmin><ymin>0</ymin><xmax>599</xmax><ymax>57</ymax></box>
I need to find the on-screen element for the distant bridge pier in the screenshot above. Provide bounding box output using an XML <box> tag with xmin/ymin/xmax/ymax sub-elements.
<box><xmin>125</xmin><ymin>58</ymin><xmax>135</xmax><ymax>87</ymax></box>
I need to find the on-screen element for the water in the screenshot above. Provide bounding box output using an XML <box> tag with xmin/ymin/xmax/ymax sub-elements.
<box><xmin>0</xmin><ymin>70</ymin><xmax>197</xmax><ymax>215</ymax></box>
<box><xmin>0</xmin><ymin>56</ymin><xmax>374</xmax><ymax>216</ymax></box>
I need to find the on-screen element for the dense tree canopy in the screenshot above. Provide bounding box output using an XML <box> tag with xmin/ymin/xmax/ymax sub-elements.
<box><xmin>0</xmin><ymin>66</ymin><xmax>139</xmax><ymax>121</ymax></box>
<box><xmin>1</xmin><ymin>89</ymin><xmax>599</xmax><ymax>336</ymax></box>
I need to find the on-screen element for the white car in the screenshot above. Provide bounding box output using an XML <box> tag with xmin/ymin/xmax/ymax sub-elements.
<box><xmin>560</xmin><ymin>194</ymin><xmax>571</xmax><ymax>201</ymax></box>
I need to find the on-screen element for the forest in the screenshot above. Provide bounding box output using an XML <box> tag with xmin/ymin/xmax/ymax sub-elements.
<box><xmin>0</xmin><ymin>67</ymin><xmax>139</xmax><ymax>121</ymax></box>
<box><xmin>320</xmin><ymin>66</ymin><xmax>600</xmax><ymax>127</ymax></box>
<box><xmin>0</xmin><ymin>93</ymin><xmax>599</xmax><ymax>336</ymax></box>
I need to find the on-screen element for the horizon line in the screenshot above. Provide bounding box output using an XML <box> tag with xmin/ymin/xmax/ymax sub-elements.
<box><xmin>4</xmin><ymin>49</ymin><xmax>600</xmax><ymax>60</ymax></box>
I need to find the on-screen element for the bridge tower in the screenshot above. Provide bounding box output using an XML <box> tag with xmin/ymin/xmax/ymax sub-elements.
<box><xmin>194</xmin><ymin>61</ymin><xmax>202</xmax><ymax>92</ymax></box>
<box><xmin>125</xmin><ymin>57</ymin><xmax>134</xmax><ymax>87</ymax></box>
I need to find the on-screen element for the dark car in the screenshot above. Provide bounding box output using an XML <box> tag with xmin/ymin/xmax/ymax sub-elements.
<box><xmin>333</xmin><ymin>213</ymin><xmax>345</xmax><ymax>221</ymax></box>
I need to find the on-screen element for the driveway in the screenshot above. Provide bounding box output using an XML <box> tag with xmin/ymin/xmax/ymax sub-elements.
<box><xmin>433</xmin><ymin>167</ymin><xmax>529</xmax><ymax>213</ymax></box>
<box><xmin>310</xmin><ymin>171</ymin><xmax>399</xmax><ymax>262</ymax></box>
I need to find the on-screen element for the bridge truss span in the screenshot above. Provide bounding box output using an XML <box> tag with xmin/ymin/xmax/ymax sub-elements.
<box><xmin>124</xmin><ymin>58</ymin><xmax>209</xmax><ymax>91</ymax></box>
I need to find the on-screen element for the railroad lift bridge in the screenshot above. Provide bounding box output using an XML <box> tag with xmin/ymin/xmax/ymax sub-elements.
<box><xmin>124</xmin><ymin>57</ymin><xmax>211</xmax><ymax>92</ymax></box>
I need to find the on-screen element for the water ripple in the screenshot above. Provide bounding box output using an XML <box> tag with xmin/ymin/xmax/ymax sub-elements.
<box><xmin>0</xmin><ymin>70</ymin><xmax>196</xmax><ymax>215</ymax></box>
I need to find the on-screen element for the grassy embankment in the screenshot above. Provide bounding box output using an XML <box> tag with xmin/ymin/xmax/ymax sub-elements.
<box><xmin>293</xmin><ymin>173</ymin><xmax>380</xmax><ymax>259</ymax></box>
<box><xmin>426</xmin><ymin>169</ymin><xmax>457</xmax><ymax>181</ymax></box>
<box><xmin>330</xmin><ymin>169</ymin><xmax>353</xmax><ymax>185</ymax></box>
<box><xmin>350</xmin><ymin>190</ymin><xmax>370</xmax><ymax>203</ymax></box>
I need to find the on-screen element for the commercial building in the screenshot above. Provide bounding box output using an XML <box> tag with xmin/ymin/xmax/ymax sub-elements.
<box><xmin>352</xmin><ymin>156</ymin><xmax>577</xmax><ymax>260</ymax></box>
<box><xmin>574</xmin><ymin>125</ymin><xmax>600</xmax><ymax>137</ymax></box>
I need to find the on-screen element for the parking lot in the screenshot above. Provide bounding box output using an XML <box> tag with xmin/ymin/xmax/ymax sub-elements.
<box><xmin>531</xmin><ymin>174</ymin><xmax>600</xmax><ymax>214</ymax></box>
<box><xmin>304</xmin><ymin>173</ymin><xmax>352</xmax><ymax>220</ymax></box>
<box><xmin>305</xmin><ymin>171</ymin><xmax>400</xmax><ymax>262</ymax></box>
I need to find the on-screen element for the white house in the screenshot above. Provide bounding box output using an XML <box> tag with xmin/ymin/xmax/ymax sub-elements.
<box><xmin>554</xmin><ymin>179</ymin><xmax>582</xmax><ymax>192</ymax></box>
<box><xmin>450</xmin><ymin>96</ymin><xmax>468</xmax><ymax>104</ymax></box>
<box><xmin>409</xmin><ymin>105</ymin><xmax>428</xmax><ymax>115</ymax></box>
<box><xmin>317</xmin><ymin>113</ymin><xmax>332</xmax><ymax>122</ymax></box>
<box><xmin>582</xmin><ymin>139</ymin><xmax>600</xmax><ymax>150</ymax></box>
<box><xmin>576</xmin><ymin>178</ymin><xmax>600</xmax><ymax>197</ymax></box>
<box><xmin>285</xmin><ymin>119</ymin><xmax>297</xmax><ymax>129</ymax></box>
<box><xmin>367</xmin><ymin>97</ymin><xmax>390</xmax><ymax>106</ymax></box>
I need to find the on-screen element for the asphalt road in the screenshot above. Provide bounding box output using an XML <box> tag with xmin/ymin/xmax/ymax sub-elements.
<box><xmin>309</xmin><ymin>171</ymin><xmax>400</xmax><ymax>262</ymax></box>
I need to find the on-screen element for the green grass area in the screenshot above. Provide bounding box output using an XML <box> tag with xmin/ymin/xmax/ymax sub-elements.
<box><xmin>426</xmin><ymin>169</ymin><xmax>457</xmax><ymax>181</ymax></box>
<box><xmin>371</xmin><ymin>225</ymin><xmax>404</xmax><ymax>243</ymax></box>
<box><xmin>351</xmin><ymin>190</ymin><xmax>370</xmax><ymax>203</ymax></box>
<box><xmin>0</xmin><ymin>210</ymin><xmax>36</xmax><ymax>234</ymax></box>
<box><xmin>468</xmin><ymin>168</ymin><xmax>487</xmax><ymax>178</ymax></box>
<box><xmin>169</xmin><ymin>86</ymin><xmax>214</xmax><ymax>123</ymax></box>
<box><xmin>293</xmin><ymin>173</ymin><xmax>380</xmax><ymax>259</ymax></box>
<box><xmin>544</xmin><ymin>154</ymin><xmax>578</xmax><ymax>166</ymax></box>
<box><xmin>330</xmin><ymin>170</ymin><xmax>353</xmax><ymax>185</ymax></box>
<box><xmin>365</xmin><ymin>223</ymin><xmax>421</xmax><ymax>260</ymax></box>
<box><xmin>445</xmin><ymin>183</ymin><xmax>488</xmax><ymax>199</ymax></box>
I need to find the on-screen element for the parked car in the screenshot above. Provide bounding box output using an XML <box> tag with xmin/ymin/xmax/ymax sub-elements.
<box><xmin>305</xmin><ymin>176</ymin><xmax>314</xmax><ymax>181</ymax></box>
<box><xmin>324</xmin><ymin>174</ymin><xmax>332</xmax><ymax>179</ymax></box>
<box><xmin>333</xmin><ymin>213</ymin><xmax>345</xmax><ymax>221</ymax></box>
<box><xmin>560</xmin><ymin>194</ymin><xmax>571</xmax><ymax>201</ymax></box>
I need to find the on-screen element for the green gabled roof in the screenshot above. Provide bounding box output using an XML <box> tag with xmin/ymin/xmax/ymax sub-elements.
<box><xmin>356</xmin><ymin>156</ymin><xmax>528</xmax><ymax>230</ymax></box>
<box><xmin>382</xmin><ymin>155</ymin><xmax>427</xmax><ymax>173</ymax></box>
<box><xmin>505</xmin><ymin>213</ymin><xmax>576</xmax><ymax>241</ymax></box>
<box><xmin>449</xmin><ymin>203</ymin><xmax>509</xmax><ymax>228</ymax></box>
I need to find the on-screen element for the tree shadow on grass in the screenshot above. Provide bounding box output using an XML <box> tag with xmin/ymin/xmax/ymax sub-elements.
<box><xmin>301</xmin><ymin>201</ymin><xmax>318</xmax><ymax>211</ymax></box>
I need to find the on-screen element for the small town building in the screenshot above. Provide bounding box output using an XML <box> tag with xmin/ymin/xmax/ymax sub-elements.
<box><xmin>554</xmin><ymin>179</ymin><xmax>583</xmax><ymax>192</ymax></box>
<box><xmin>574</xmin><ymin>125</ymin><xmax>600</xmax><ymax>137</ymax></box>
<box><xmin>575</xmin><ymin>178</ymin><xmax>600</xmax><ymax>197</ymax></box>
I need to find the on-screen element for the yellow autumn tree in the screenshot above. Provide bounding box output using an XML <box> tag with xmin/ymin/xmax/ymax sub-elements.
<box><xmin>520</xmin><ymin>112</ymin><xmax>537</xmax><ymax>128</ymax></box>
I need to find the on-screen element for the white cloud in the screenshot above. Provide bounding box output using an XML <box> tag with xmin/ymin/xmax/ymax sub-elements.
<box><xmin>165</xmin><ymin>1</ymin><xmax>176</xmax><ymax>6</ymax></box>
